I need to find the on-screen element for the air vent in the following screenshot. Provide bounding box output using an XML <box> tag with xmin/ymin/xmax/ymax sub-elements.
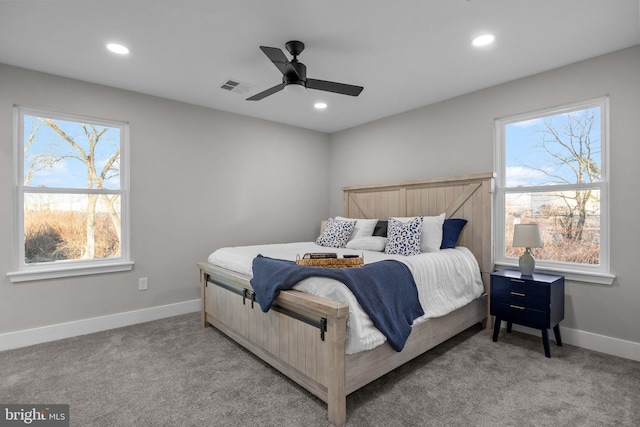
<box><xmin>220</xmin><ymin>79</ymin><xmax>253</xmax><ymax>95</ymax></box>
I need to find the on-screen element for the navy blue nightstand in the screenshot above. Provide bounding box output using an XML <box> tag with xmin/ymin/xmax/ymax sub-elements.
<box><xmin>490</xmin><ymin>269</ymin><xmax>565</xmax><ymax>358</ymax></box>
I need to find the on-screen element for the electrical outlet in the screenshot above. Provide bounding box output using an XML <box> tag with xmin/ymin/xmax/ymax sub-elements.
<box><xmin>138</xmin><ymin>277</ymin><xmax>148</xmax><ymax>291</ymax></box>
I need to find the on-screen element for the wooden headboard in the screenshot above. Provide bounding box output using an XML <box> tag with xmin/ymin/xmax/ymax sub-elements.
<box><xmin>342</xmin><ymin>173</ymin><xmax>495</xmax><ymax>291</ymax></box>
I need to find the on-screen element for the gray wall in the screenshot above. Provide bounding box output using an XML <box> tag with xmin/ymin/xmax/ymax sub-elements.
<box><xmin>329</xmin><ymin>45</ymin><xmax>640</xmax><ymax>344</ymax></box>
<box><xmin>0</xmin><ymin>64</ymin><xmax>330</xmax><ymax>333</ymax></box>
<box><xmin>2</xmin><ymin>45</ymin><xmax>639</xmax><ymax>348</ymax></box>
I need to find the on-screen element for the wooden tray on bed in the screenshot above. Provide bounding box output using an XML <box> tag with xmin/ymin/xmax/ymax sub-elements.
<box><xmin>296</xmin><ymin>253</ymin><xmax>364</xmax><ymax>268</ymax></box>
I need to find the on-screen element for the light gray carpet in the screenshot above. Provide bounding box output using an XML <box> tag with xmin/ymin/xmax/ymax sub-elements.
<box><xmin>1</xmin><ymin>313</ymin><xmax>639</xmax><ymax>426</ymax></box>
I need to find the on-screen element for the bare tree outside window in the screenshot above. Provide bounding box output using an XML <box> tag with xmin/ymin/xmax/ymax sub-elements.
<box><xmin>22</xmin><ymin>113</ymin><xmax>122</xmax><ymax>264</ymax></box>
<box><xmin>503</xmin><ymin>105</ymin><xmax>603</xmax><ymax>265</ymax></box>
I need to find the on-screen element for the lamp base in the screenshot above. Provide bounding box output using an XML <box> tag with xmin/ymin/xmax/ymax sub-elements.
<box><xmin>519</xmin><ymin>248</ymin><xmax>536</xmax><ymax>276</ymax></box>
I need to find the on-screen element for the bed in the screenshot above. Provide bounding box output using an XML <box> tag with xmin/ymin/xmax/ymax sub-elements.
<box><xmin>198</xmin><ymin>173</ymin><xmax>494</xmax><ymax>426</ymax></box>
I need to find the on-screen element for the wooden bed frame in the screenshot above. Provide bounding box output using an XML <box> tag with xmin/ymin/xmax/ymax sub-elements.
<box><xmin>198</xmin><ymin>173</ymin><xmax>494</xmax><ymax>426</ymax></box>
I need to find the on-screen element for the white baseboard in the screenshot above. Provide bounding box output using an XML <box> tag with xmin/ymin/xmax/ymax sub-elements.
<box><xmin>0</xmin><ymin>299</ymin><xmax>201</xmax><ymax>352</ymax></box>
<box><xmin>507</xmin><ymin>323</ymin><xmax>640</xmax><ymax>362</ymax></box>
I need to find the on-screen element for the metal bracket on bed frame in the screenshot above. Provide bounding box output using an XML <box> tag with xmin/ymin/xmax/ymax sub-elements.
<box><xmin>205</xmin><ymin>274</ymin><xmax>328</xmax><ymax>341</ymax></box>
<box><xmin>270</xmin><ymin>305</ymin><xmax>328</xmax><ymax>341</ymax></box>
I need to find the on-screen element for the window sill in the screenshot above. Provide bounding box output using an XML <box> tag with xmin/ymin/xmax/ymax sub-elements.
<box><xmin>7</xmin><ymin>261</ymin><xmax>134</xmax><ymax>283</ymax></box>
<box><xmin>494</xmin><ymin>262</ymin><xmax>615</xmax><ymax>285</ymax></box>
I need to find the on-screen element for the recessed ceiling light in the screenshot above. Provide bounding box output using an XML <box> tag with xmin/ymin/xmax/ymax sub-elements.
<box><xmin>106</xmin><ymin>43</ymin><xmax>130</xmax><ymax>55</ymax></box>
<box><xmin>314</xmin><ymin>102</ymin><xmax>327</xmax><ymax>110</ymax></box>
<box><xmin>472</xmin><ymin>34</ymin><xmax>495</xmax><ymax>47</ymax></box>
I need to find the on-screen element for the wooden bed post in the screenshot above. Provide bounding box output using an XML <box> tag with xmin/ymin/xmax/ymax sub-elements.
<box><xmin>200</xmin><ymin>269</ymin><xmax>207</xmax><ymax>328</ymax></box>
<box><xmin>327</xmin><ymin>313</ymin><xmax>347</xmax><ymax>427</ymax></box>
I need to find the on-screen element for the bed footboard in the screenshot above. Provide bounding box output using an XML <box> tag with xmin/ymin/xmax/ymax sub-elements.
<box><xmin>199</xmin><ymin>262</ymin><xmax>350</xmax><ymax>426</ymax></box>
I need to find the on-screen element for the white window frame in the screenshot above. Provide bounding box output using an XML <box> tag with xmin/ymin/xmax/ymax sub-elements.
<box><xmin>494</xmin><ymin>98</ymin><xmax>614</xmax><ymax>285</ymax></box>
<box><xmin>8</xmin><ymin>106</ymin><xmax>133</xmax><ymax>282</ymax></box>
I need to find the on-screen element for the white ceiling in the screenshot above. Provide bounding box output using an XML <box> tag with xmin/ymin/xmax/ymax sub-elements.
<box><xmin>1</xmin><ymin>0</ymin><xmax>639</xmax><ymax>133</ymax></box>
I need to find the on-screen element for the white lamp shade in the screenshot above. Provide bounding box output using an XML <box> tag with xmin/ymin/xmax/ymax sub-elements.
<box><xmin>513</xmin><ymin>224</ymin><xmax>542</xmax><ymax>248</ymax></box>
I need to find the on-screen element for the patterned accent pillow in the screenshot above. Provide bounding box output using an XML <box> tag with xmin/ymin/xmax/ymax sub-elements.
<box><xmin>385</xmin><ymin>216</ymin><xmax>423</xmax><ymax>256</ymax></box>
<box><xmin>315</xmin><ymin>218</ymin><xmax>357</xmax><ymax>248</ymax></box>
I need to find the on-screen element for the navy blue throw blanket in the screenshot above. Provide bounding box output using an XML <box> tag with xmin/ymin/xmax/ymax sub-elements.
<box><xmin>250</xmin><ymin>255</ymin><xmax>425</xmax><ymax>352</ymax></box>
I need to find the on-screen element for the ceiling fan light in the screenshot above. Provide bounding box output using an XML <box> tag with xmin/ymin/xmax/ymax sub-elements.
<box><xmin>472</xmin><ymin>34</ymin><xmax>495</xmax><ymax>47</ymax></box>
<box><xmin>284</xmin><ymin>82</ymin><xmax>306</xmax><ymax>94</ymax></box>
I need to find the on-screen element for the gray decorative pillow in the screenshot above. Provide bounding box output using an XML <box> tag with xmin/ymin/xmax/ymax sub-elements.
<box><xmin>315</xmin><ymin>218</ymin><xmax>357</xmax><ymax>248</ymax></box>
<box><xmin>385</xmin><ymin>216</ymin><xmax>423</xmax><ymax>256</ymax></box>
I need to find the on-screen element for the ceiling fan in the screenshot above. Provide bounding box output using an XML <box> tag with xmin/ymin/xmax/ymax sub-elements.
<box><xmin>247</xmin><ymin>40</ymin><xmax>364</xmax><ymax>101</ymax></box>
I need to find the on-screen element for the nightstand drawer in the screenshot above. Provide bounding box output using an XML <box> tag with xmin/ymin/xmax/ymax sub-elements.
<box><xmin>491</xmin><ymin>302</ymin><xmax>547</xmax><ymax>327</ymax></box>
<box><xmin>491</xmin><ymin>291</ymin><xmax>549</xmax><ymax>311</ymax></box>
<box><xmin>492</xmin><ymin>277</ymin><xmax>548</xmax><ymax>298</ymax></box>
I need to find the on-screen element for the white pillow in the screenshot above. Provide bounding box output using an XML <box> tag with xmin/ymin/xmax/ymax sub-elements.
<box><xmin>391</xmin><ymin>213</ymin><xmax>445</xmax><ymax>253</ymax></box>
<box><xmin>420</xmin><ymin>213</ymin><xmax>445</xmax><ymax>252</ymax></box>
<box><xmin>345</xmin><ymin>236</ymin><xmax>387</xmax><ymax>252</ymax></box>
<box><xmin>334</xmin><ymin>216</ymin><xmax>378</xmax><ymax>241</ymax></box>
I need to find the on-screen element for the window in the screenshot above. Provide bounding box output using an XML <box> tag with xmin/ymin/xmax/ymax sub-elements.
<box><xmin>495</xmin><ymin>98</ymin><xmax>613</xmax><ymax>284</ymax></box>
<box><xmin>9</xmin><ymin>107</ymin><xmax>132</xmax><ymax>282</ymax></box>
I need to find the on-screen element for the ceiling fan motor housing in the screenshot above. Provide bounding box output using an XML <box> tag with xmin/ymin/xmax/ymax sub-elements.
<box><xmin>283</xmin><ymin>60</ymin><xmax>307</xmax><ymax>88</ymax></box>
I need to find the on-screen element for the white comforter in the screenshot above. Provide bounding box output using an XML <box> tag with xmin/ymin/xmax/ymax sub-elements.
<box><xmin>208</xmin><ymin>242</ymin><xmax>484</xmax><ymax>354</ymax></box>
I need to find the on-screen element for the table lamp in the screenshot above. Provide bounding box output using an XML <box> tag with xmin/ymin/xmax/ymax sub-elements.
<box><xmin>512</xmin><ymin>224</ymin><xmax>542</xmax><ymax>276</ymax></box>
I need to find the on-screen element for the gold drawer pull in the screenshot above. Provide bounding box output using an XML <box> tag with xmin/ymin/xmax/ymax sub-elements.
<box><xmin>510</xmin><ymin>292</ymin><xmax>526</xmax><ymax>297</ymax></box>
<box><xmin>510</xmin><ymin>304</ymin><xmax>525</xmax><ymax>310</ymax></box>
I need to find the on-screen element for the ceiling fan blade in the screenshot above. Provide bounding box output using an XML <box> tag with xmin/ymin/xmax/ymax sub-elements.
<box><xmin>260</xmin><ymin>46</ymin><xmax>291</xmax><ymax>76</ymax></box>
<box><xmin>307</xmin><ymin>79</ymin><xmax>363</xmax><ymax>96</ymax></box>
<box><xmin>246</xmin><ymin>83</ymin><xmax>285</xmax><ymax>101</ymax></box>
